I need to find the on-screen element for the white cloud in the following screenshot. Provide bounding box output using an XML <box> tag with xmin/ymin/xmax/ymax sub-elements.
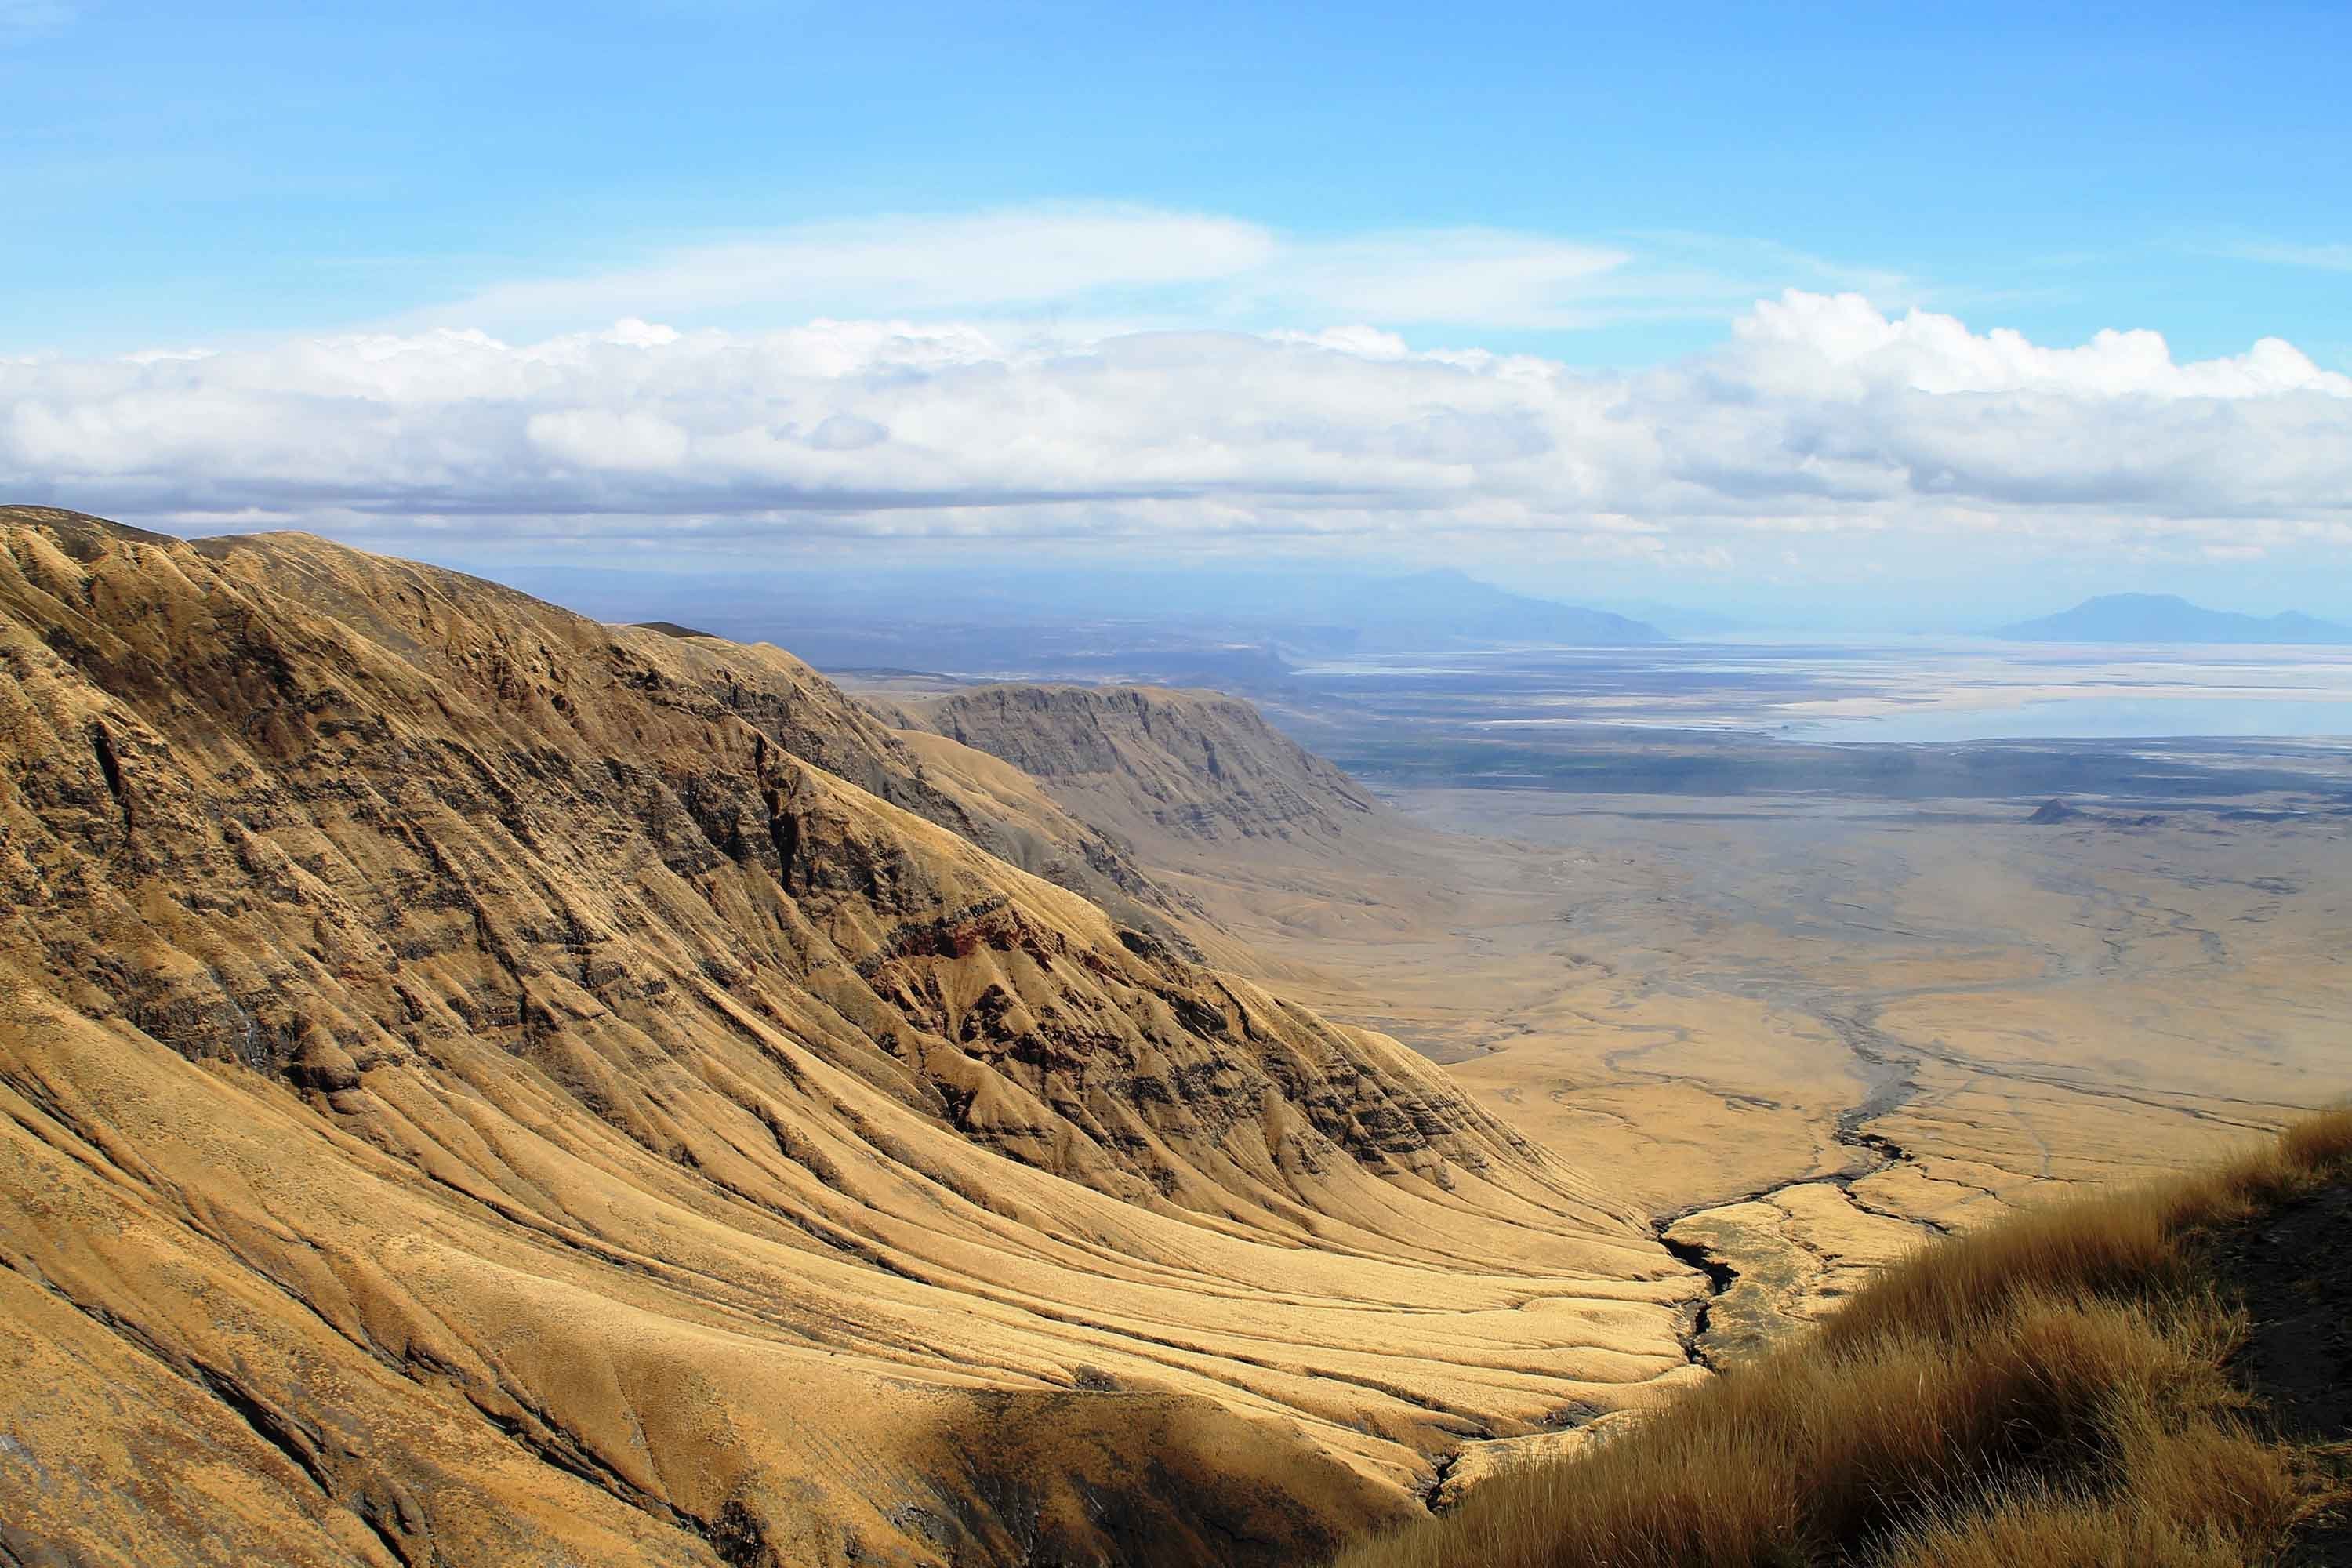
<box><xmin>436</xmin><ymin>208</ymin><xmax>1283</xmax><ymax>329</ymax></box>
<box><xmin>1229</xmin><ymin>230</ymin><xmax>1635</xmax><ymax>329</ymax></box>
<box><xmin>5</xmin><ymin>293</ymin><xmax>2349</xmax><ymax>568</ymax></box>
<box><xmin>2220</xmin><ymin>240</ymin><xmax>2352</xmax><ymax>274</ymax></box>
<box><xmin>1727</xmin><ymin>290</ymin><xmax>2352</xmax><ymax>399</ymax></box>
<box><xmin>408</xmin><ymin>205</ymin><xmax>1897</xmax><ymax>339</ymax></box>
<box><xmin>524</xmin><ymin>408</ymin><xmax>692</xmax><ymax>473</ymax></box>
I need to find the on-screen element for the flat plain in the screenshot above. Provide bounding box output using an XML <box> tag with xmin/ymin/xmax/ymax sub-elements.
<box><xmin>1116</xmin><ymin>642</ymin><xmax>2352</xmax><ymax>1362</ymax></box>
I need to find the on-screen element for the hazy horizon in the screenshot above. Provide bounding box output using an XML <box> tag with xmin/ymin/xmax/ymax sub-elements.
<box><xmin>148</xmin><ymin>536</ymin><xmax>2352</xmax><ymax>641</ymax></box>
<box><xmin>4</xmin><ymin>2</ymin><xmax>2349</xmax><ymax>625</ymax></box>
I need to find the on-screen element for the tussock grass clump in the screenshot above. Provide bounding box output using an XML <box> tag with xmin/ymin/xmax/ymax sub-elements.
<box><xmin>1334</xmin><ymin>1109</ymin><xmax>2352</xmax><ymax>1568</ymax></box>
<box><xmin>1828</xmin><ymin>1107</ymin><xmax>2352</xmax><ymax>1350</ymax></box>
<box><xmin>1877</xmin><ymin>1406</ymin><xmax>2307</xmax><ymax>1568</ymax></box>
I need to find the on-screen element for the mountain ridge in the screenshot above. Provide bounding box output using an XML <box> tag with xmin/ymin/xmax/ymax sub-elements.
<box><xmin>886</xmin><ymin>681</ymin><xmax>1385</xmax><ymax>849</ymax></box>
<box><xmin>494</xmin><ymin>558</ymin><xmax>1666</xmax><ymax>672</ymax></box>
<box><xmin>0</xmin><ymin>507</ymin><xmax>1693</xmax><ymax>1568</ymax></box>
<box><xmin>2000</xmin><ymin>591</ymin><xmax>2352</xmax><ymax>644</ymax></box>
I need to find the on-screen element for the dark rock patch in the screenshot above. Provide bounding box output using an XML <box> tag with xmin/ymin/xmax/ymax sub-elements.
<box><xmin>2203</xmin><ymin>1183</ymin><xmax>2352</xmax><ymax>1566</ymax></box>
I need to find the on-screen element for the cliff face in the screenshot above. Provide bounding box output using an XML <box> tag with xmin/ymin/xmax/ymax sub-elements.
<box><xmin>872</xmin><ymin>681</ymin><xmax>1475</xmax><ymax>986</ymax></box>
<box><xmin>898</xmin><ymin>681</ymin><xmax>1382</xmax><ymax>848</ymax></box>
<box><xmin>0</xmin><ymin>510</ymin><xmax>1687</xmax><ymax>1568</ymax></box>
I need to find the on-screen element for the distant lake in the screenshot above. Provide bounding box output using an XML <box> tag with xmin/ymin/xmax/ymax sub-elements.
<box><xmin>1805</xmin><ymin>695</ymin><xmax>2352</xmax><ymax>744</ymax></box>
<box><xmin>1289</xmin><ymin>640</ymin><xmax>2352</xmax><ymax>746</ymax></box>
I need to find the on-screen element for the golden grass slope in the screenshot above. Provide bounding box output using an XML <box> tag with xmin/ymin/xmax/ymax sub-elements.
<box><xmin>1334</xmin><ymin>1111</ymin><xmax>2352</xmax><ymax>1568</ymax></box>
<box><xmin>0</xmin><ymin>510</ymin><xmax>1695</xmax><ymax>1568</ymax></box>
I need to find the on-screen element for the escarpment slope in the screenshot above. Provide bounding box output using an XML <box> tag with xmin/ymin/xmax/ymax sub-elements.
<box><xmin>870</xmin><ymin>681</ymin><xmax>1518</xmax><ymax>1000</ymax></box>
<box><xmin>0</xmin><ymin>510</ymin><xmax>1692</xmax><ymax>1568</ymax></box>
<box><xmin>895</xmin><ymin>681</ymin><xmax>1381</xmax><ymax>849</ymax></box>
<box><xmin>198</xmin><ymin>529</ymin><xmax>1207</xmax><ymax>956</ymax></box>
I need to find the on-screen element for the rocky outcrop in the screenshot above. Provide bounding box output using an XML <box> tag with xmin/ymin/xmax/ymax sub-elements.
<box><xmin>0</xmin><ymin>510</ymin><xmax>1688</xmax><ymax>1568</ymax></box>
<box><xmin>901</xmin><ymin>681</ymin><xmax>1381</xmax><ymax>847</ymax></box>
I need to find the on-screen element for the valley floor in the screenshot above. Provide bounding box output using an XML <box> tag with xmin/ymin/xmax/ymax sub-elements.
<box><xmin>13</xmin><ymin>514</ymin><xmax>2349</xmax><ymax>1566</ymax></box>
<box><xmin>1171</xmin><ymin>780</ymin><xmax>2352</xmax><ymax>1364</ymax></box>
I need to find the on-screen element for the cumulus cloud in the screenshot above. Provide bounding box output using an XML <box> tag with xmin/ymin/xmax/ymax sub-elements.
<box><xmin>5</xmin><ymin>293</ymin><xmax>2348</xmax><ymax>563</ymax></box>
<box><xmin>1726</xmin><ymin>290</ymin><xmax>2352</xmax><ymax>399</ymax></box>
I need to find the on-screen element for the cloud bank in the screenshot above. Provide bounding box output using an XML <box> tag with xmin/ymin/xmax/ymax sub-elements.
<box><xmin>5</xmin><ymin>290</ymin><xmax>2348</xmax><ymax>564</ymax></box>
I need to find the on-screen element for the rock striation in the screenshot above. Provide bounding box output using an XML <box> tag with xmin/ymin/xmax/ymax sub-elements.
<box><xmin>896</xmin><ymin>681</ymin><xmax>1381</xmax><ymax>848</ymax></box>
<box><xmin>0</xmin><ymin>510</ymin><xmax>1692</xmax><ymax>1568</ymax></box>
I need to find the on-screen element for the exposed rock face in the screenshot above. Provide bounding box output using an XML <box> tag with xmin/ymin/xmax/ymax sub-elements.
<box><xmin>888</xmin><ymin>720</ymin><xmax>1214</xmax><ymax>959</ymax></box>
<box><xmin>900</xmin><ymin>681</ymin><xmax>1381</xmax><ymax>846</ymax></box>
<box><xmin>0</xmin><ymin>510</ymin><xmax>1690</xmax><ymax>1568</ymax></box>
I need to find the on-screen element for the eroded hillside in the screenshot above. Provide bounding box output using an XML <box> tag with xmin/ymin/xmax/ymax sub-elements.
<box><xmin>897</xmin><ymin>682</ymin><xmax>1381</xmax><ymax>848</ymax></box>
<box><xmin>868</xmin><ymin>681</ymin><xmax>1479</xmax><ymax>993</ymax></box>
<box><xmin>0</xmin><ymin>510</ymin><xmax>1697</xmax><ymax>1568</ymax></box>
<box><xmin>873</xmin><ymin>677</ymin><xmax>2352</xmax><ymax>1379</ymax></box>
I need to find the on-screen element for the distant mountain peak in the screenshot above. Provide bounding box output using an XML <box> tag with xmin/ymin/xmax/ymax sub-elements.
<box><xmin>2081</xmin><ymin>592</ymin><xmax>2192</xmax><ymax>608</ymax></box>
<box><xmin>2000</xmin><ymin>593</ymin><xmax>2352</xmax><ymax>645</ymax></box>
<box><xmin>1330</xmin><ymin>570</ymin><xmax>1665</xmax><ymax>647</ymax></box>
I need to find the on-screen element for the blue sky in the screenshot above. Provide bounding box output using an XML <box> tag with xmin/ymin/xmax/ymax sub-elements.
<box><xmin>6</xmin><ymin>1</ymin><xmax>2347</xmax><ymax>360</ymax></box>
<box><xmin>3</xmin><ymin>2</ymin><xmax>2350</xmax><ymax>622</ymax></box>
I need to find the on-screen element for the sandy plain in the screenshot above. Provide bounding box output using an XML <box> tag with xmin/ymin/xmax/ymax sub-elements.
<box><xmin>848</xmin><ymin>641</ymin><xmax>2352</xmax><ymax>1369</ymax></box>
<box><xmin>1164</xmin><ymin>755</ymin><xmax>2352</xmax><ymax>1363</ymax></box>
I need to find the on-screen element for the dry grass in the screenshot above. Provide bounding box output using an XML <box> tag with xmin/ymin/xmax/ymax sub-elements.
<box><xmin>1334</xmin><ymin>1109</ymin><xmax>2352</xmax><ymax>1568</ymax></box>
<box><xmin>1827</xmin><ymin>1107</ymin><xmax>2352</xmax><ymax>1351</ymax></box>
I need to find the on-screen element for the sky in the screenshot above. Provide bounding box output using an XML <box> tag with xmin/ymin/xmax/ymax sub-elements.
<box><xmin>2</xmin><ymin>1</ymin><xmax>2349</xmax><ymax>626</ymax></box>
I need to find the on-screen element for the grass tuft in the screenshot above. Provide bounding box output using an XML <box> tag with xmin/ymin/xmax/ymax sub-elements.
<box><xmin>1332</xmin><ymin>1109</ymin><xmax>2352</xmax><ymax>1568</ymax></box>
